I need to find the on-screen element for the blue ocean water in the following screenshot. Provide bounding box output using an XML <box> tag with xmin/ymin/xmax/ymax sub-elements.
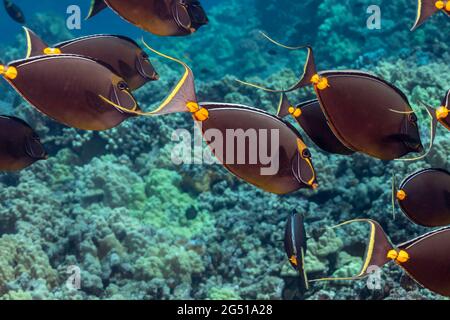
<box><xmin>0</xmin><ymin>0</ymin><xmax>448</xmax><ymax>301</ymax></box>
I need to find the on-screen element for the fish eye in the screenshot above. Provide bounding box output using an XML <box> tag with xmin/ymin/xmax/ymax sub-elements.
<box><xmin>302</xmin><ymin>149</ymin><xmax>311</xmax><ymax>159</ymax></box>
<box><xmin>117</xmin><ymin>81</ymin><xmax>128</xmax><ymax>91</ymax></box>
<box><xmin>141</xmin><ymin>52</ymin><xmax>149</xmax><ymax>59</ymax></box>
<box><xmin>409</xmin><ymin>113</ymin><xmax>418</xmax><ymax>122</ymax></box>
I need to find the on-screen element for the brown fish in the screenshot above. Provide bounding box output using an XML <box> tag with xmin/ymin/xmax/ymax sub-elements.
<box><xmin>314</xmin><ymin>219</ymin><xmax>450</xmax><ymax>297</ymax></box>
<box><xmin>394</xmin><ymin>168</ymin><xmax>450</xmax><ymax>227</ymax></box>
<box><xmin>1</xmin><ymin>55</ymin><xmax>139</xmax><ymax>131</ymax></box>
<box><xmin>284</xmin><ymin>212</ymin><xmax>309</xmax><ymax>295</ymax></box>
<box><xmin>0</xmin><ymin>115</ymin><xmax>47</xmax><ymax>171</ymax></box>
<box><xmin>198</xmin><ymin>102</ymin><xmax>318</xmax><ymax>194</ymax></box>
<box><xmin>3</xmin><ymin>0</ymin><xmax>25</xmax><ymax>24</ymax></box>
<box><xmin>87</xmin><ymin>0</ymin><xmax>209</xmax><ymax>37</ymax></box>
<box><xmin>113</xmin><ymin>41</ymin><xmax>318</xmax><ymax>194</ymax></box>
<box><xmin>279</xmin><ymin>95</ymin><xmax>354</xmax><ymax>156</ymax></box>
<box><xmin>238</xmin><ymin>34</ymin><xmax>426</xmax><ymax>161</ymax></box>
<box><xmin>23</xmin><ymin>27</ymin><xmax>158</xmax><ymax>91</ymax></box>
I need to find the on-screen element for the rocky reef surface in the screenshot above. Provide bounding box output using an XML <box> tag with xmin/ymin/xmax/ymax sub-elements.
<box><xmin>0</xmin><ymin>1</ymin><xmax>448</xmax><ymax>300</ymax></box>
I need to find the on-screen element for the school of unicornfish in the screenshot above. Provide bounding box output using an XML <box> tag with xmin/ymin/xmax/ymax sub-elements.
<box><xmin>1</xmin><ymin>0</ymin><xmax>449</xmax><ymax>299</ymax></box>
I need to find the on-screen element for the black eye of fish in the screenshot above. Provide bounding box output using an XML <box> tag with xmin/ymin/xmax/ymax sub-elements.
<box><xmin>302</xmin><ymin>149</ymin><xmax>311</xmax><ymax>159</ymax></box>
<box><xmin>141</xmin><ymin>52</ymin><xmax>149</xmax><ymax>59</ymax></box>
<box><xmin>409</xmin><ymin>113</ymin><xmax>418</xmax><ymax>122</ymax></box>
<box><xmin>118</xmin><ymin>82</ymin><xmax>128</xmax><ymax>90</ymax></box>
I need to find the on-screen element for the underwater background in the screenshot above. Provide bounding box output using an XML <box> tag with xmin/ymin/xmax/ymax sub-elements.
<box><xmin>0</xmin><ymin>0</ymin><xmax>448</xmax><ymax>300</ymax></box>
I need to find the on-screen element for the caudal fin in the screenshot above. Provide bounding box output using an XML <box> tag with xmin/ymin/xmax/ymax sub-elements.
<box><xmin>23</xmin><ymin>27</ymin><xmax>49</xmax><ymax>58</ymax></box>
<box><xmin>277</xmin><ymin>93</ymin><xmax>293</xmax><ymax>118</ymax></box>
<box><xmin>236</xmin><ymin>32</ymin><xmax>317</xmax><ymax>93</ymax></box>
<box><xmin>411</xmin><ymin>0</ymin><xmax>440</xmax><ymax>31</ymax></box>
<box><xmin>86</xmin><ymin>0</ymin><xmax>108</xmax><ymax>20</ymax></box>
<box><xmin>310</xmin><ymin>219</ymin><xmax>394</xmax><ymax>283</ymax></box>
<box><xmin>99</xmin><ymin>39</ymin><xmax>198</xmax><ymax>118</ymax></box>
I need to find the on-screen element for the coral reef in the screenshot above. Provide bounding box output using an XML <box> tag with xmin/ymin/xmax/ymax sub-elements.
<box><xmin>0</xmin><ymin>0</ymin><xmax>448</xmax><ymax>300</ymax></box>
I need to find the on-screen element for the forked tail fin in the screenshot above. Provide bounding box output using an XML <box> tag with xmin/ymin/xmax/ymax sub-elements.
<box><xmin>99</xmin><ymin>38</ymin><xmax>199</xmax><ymax>118</ymax></box>
<box><xmin>310</xmin><ymin>219</ymin><xmax>394</xmax><ymax>283</ymax></box>
<box><xmin>411</xmin><ymin>0</ymin><xmax>440</xmax><ymax>31</ymax></box>
<box><xmin>277</xmin><ymin>93</ymin><xmax>293</xmax><ymax>118</ymax></box>
<box><xmin>236</xmin><ymin>32</ymin><xmax>317</xmax><ymax>93</ymax></box>
<box><xmin>23</xmin><ymin>27</ymin><xmax>49</xmax><ymax>58</ymax></box>
<box><xmin>86</xmin><ymin>0</ymin><xmax>108</xmax><ymax>20</ymax></box>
